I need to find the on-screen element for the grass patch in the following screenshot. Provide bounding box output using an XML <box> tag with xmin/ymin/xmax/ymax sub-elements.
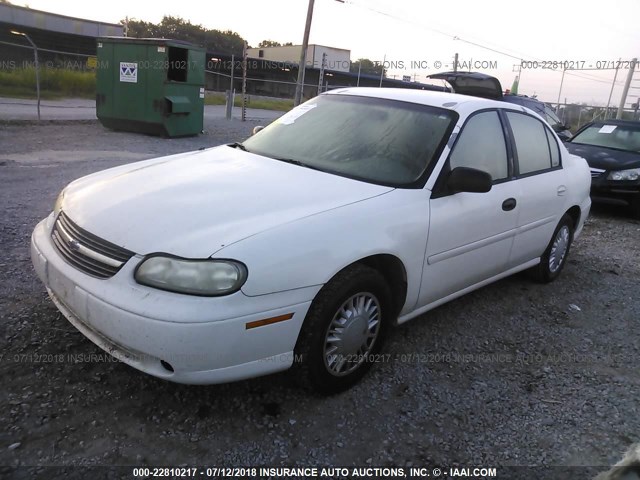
<box><xmin>205</xmin><ymin>92</ymin><xmax>292</xmax><ymax>111</ymax></box>
<box><xmin>204</xmin><ymin>94</ymin><xmax>226</xmax><ymax>106</ymax></box>
<box><xmin>0</xmin><ymin>69</ymin><xmax>293</xmax><ymax>112</ymax></box>
<box><xmin>0</xmin><ymin>68</ymin><xmax>96</xmax><ymax>99</ymax></box>
<box><xmin>0</xmin><ymin>85</ymin><xmax>67</xmax><ymax>100</ymax></box>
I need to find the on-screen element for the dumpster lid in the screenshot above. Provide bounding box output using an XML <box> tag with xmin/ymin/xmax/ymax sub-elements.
<box><xmin>97</xmin><ymin>37</ymin><xmax>204</xmax><ymax>50</ymax></box>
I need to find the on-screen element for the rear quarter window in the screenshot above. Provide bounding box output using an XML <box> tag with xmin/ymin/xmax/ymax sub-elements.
<box><xmin>507</xmin><ymin>112</ymin><xmax>557</xmax><ymax>174</ymax></box>
<box><xmin>545</xmin><ymin>128</ymin><xmax>561</xmax><ymax>167</ymax></box>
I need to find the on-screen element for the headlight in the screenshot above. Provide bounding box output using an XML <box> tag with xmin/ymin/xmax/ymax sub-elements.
<box><xmin>135</xmin><ymin>256</ymin><xmax>248</xmax><ymax>296</ymax></box>
<box><xmin>608</xmin><ymin>168</ymin><xmax>640</xmax><ymax>181</ymax></box>
<box><xmin>54</xmin><ymin>189</ymin><xmax>65</xmax><ymax>216</ymax></box>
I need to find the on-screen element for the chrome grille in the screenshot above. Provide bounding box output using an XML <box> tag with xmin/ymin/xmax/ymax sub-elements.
<box><xmin>51</xmin><ymin>212</ymin><xmax>134</xmax><ymax>279</ymax></box>
<box><xmin>590</xmin><ymin>168</ymin><xmax>606</xmax><ymax>178</ymax></box>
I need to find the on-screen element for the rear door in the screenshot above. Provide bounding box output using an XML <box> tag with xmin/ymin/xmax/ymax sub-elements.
<box><xmin>503</xmin><ymin>111</ymin><xmax>567</xmax><ymax>267</ymax></box>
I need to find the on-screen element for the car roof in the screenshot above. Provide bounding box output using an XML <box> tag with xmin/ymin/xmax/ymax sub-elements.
<box><xmin>324</xmin><ymin>87</ymin><xmax>539</xmax><ymax>119</ymax></box>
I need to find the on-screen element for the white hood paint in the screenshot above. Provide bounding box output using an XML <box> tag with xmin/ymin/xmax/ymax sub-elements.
<box><xmin>62</xmin><ymin>146</ymin><xmax>393</xmax><ymax>258</ymax></box>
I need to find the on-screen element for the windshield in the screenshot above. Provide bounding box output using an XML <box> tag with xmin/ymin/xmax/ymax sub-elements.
<box><xmin>571</xmin><ymin>123</ymin><xmax>640</xmax><ymax>153</ymax></box>
<box><xmin>242</xmin><ymin>95</ymin><xmax>457</xmax><ymax>186</ymax></box>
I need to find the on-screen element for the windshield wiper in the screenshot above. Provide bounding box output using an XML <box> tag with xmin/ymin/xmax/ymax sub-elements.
<box><xmin>232</xmin><ymin>146</ymin><xmax>326</xmax><ymax>173</ymax></box>
<box><xmin>270</xmin><ymin>156</ymin><xmax>325</xmax><ymax>172</ymax></box>
<box><xmin>228</xmin><ymin>142</ymin><xmax>249</xmax><ymax>152</ymax></box>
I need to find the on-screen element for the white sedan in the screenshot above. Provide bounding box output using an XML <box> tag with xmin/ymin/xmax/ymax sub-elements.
<box><xmin>31</xmin><ymin>88</ymin><xmax>591</xmax><ymax>393</ymax></box>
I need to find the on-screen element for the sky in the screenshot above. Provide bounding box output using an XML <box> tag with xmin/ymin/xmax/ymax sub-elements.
<box><xmin>11</xmin><ymin>0</ymin><xmax>640</xmax><ymax>105</ymax></box>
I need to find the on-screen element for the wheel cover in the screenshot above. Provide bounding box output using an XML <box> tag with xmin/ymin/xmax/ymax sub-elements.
<box><xmin>323</xmin><ymin>292</ymin><xmax>381</xmax><ymax>377</ymax></box>
<box><xmin>549</xmin><ymin>225</ymin><xmax>570</xmax><ymax>273</ymax></box>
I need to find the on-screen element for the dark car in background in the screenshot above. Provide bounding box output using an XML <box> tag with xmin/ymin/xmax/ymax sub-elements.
<box><xmin>502</xmin><ymin>94</ymin><xmax>571</xmax><ymax>141</ymax></box>
<box><xmin>429</xmin><ymin>72</ymin><xmax>573</xmax><ymax>141</ymax></box>
<box><xmin>565</xmin><ymin>120</ymin><xmax>640</xmax><ymax>217</ymax></box>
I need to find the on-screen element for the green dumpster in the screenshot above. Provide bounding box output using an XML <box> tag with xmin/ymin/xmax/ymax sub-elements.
<box><xmin>96</xmin><ymin>37</ymin><xmax>205</xmax><ymax>137</ymax></box>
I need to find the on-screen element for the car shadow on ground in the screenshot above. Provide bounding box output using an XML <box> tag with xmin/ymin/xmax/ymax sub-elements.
<box><xmin>590</xmin><ymin>202</ymin><xmax>640</xmax><ymax>222</ymax></box>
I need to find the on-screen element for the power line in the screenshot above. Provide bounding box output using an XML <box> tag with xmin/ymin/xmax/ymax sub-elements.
<box><xmin>335</xmin><ymin>0</ymin><xmax>626</xmax><ymax>87</ymax></box>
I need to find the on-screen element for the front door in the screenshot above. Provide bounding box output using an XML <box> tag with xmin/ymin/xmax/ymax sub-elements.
<box><xmin>418</xmin><ymin>110</ymin><xmax>520</xmax><ymax>307</ymax></box>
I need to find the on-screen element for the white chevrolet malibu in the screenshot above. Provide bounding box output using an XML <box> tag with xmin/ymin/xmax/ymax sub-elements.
<box><xmin>31</xmin><ymin>88</ymin><xmax>591</xmax><ymax>393</ymax></box>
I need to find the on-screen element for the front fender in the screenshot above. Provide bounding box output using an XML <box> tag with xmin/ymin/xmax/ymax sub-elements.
<box><xmin>215</xmin><ymin>189</ymin><xmax>431</xmax><ymax>316</ymax></box>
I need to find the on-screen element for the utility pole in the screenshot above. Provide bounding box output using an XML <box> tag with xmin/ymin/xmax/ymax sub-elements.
<box><xmin>453</xmin><ymin>53</ymin><xmax>458</xmax><ymax>72</ymax></box>
<box><xmin>616</xmin><ymin>57</ymin><xmax>637</xmax><ymax>119</ymax></box>
<box><xmin>241</xmin><ymin>43</ymin><xmax>247</xmax><ymax>121</ymax></box>
<box><xmin>604</xmin><ymin>57</ymin><xmax>621</xmax><ymax>119</ymax></box>
<box><xmin>317</xmin><ymin>52</ymin><xmax>326</xmax><ymax>95</ymax></box>
<box><xmin>556</xmin><ymin>67</ymin><xmax>566</xmax><ymax>114</ymax></box>
<box><xmin>379</xmin><ymin>54</ymin><xmax>386</xmax><ymax>87</ymax></box>
<box><xmin>356</xmin><ymin>62</ymin><xmax>361</xmax><ymax>87</ymax></box>
<box><xmin>294</xmin><ymin>0</ymin><xmax>315</xmax><ymax>106</ymax></box>
<box><xmin>226</xmin><ymin>54</ymin><xmax>235</xmax><ymax>120</ymax></box>
<box><xmin>511</xmin><ymin>62</ymin><xmax>523</xmax><ymax>94</ymax></box>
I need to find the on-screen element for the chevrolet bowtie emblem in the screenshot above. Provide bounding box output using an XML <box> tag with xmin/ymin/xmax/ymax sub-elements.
<box><xmin>67</xmin><ymin>239</ymin><xmax>81</xmax><ymax>252</ymax></box>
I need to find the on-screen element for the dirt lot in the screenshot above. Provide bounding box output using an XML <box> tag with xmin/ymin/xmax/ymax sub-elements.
<box><xmin>1</xmin><ymin>120</ymin><xmax>639</xmax><ymax>476</ymax></box>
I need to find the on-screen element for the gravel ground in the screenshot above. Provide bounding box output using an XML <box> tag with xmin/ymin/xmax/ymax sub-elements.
<box><xmin>1</xmin><ymin>119</ymin><xmax>639</xmax><ymax>476</ymax></box>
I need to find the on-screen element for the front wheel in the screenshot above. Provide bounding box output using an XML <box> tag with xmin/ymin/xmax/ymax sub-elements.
<box><xmin>530</xmin><ymin>214</ymin><xmax>574</xmax><ymax>283</ymax></box>
<box><xmin>293</xmin><ymin>264</ymin><xmax>392</xmax><ymax>394</ymax></box>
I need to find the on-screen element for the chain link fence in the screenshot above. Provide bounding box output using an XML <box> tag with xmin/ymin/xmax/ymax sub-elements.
<box><xmin>2</xmin><ymin>40</ymin><xmax>639</xmax><ymax>128</ymax></box>
<box><xmin>548</xmin><ymin>102</ymin><xmax>640</xmax><ymax>131</ymax></box>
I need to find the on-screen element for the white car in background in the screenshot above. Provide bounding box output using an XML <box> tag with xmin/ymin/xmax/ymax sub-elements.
<box><xmin>31</xmin><ymin>88</ymin><xmax>591</xmax><ymax>393</ymax></box>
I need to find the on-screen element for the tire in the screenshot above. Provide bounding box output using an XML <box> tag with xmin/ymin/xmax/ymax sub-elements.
<box><xmin>293</xmin><ymin>264</ymin><xmax>392</xmax><ymax>394</ymax></box>
<box><xmin>530</xmin><ymin>214</ymin><xmax>574</xmax><ymax>283</ymax></box>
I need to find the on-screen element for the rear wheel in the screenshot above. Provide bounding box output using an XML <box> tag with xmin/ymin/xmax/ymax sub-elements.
<box><xmin>293</xmin><ymin>264</ymin><xmax>392</xmax><ymax>394</ymax></box>
<box><xmin>530</xmin><ymin>214</ymin><xmax>574</xmax><ymax>283</ymax></box>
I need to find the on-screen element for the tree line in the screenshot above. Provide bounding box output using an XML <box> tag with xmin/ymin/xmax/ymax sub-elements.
<box><xmin>123</xmin><ymin>16</ymin><xmax>247</xmax><ymax>56</ymax></box>
<box><xmin>123</xmin><ymin>16</ymin><xmax>384</xmax><ymax>76</ymax></box>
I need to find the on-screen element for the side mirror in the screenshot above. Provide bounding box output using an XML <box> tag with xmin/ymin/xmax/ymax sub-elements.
<box><xmin>557</xmin><ymin>130</ymin><xmax>572</xmax><ymax>142</ymax></box>
<box><xmin>252</xmin><ymin>126</ymin><xmax>264</xmax><ymax>135</ymax></box>
<box><xmin>447</xmin><ymin>167</ymin><xmax>492</xmax><ymax>193</ymax></box>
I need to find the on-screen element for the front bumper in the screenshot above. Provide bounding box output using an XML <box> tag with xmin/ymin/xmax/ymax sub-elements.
<box><xmin>590</xmin><ymin>175</ymin><xmax>640</xmax><ymax>207</ymax></box>
<box><xmin>30</xmin><ymin>215</ymin><xmax>315</xmax><ymax>384</ymax></box>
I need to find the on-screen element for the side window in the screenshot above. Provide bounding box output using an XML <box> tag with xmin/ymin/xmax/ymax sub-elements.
<box><xmin>449</xmin><ymin>111</ymin><xmax>508</xmax><ymax>182</ymax></box>
<box><xmin>544</xmin><ymin>128</ymin><xmax>560</xmax><ymax>167</ymax></box>
<box><xmin>506</xmin><ymin>112</ymin><xmax>553</xmax><ymax>175</ymax></box>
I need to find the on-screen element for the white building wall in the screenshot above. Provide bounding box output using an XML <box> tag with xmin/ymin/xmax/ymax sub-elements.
<box><xmin>247</xmin><ymin>44</ymin><xmax>351</xmax><ymax>72</ymax></box>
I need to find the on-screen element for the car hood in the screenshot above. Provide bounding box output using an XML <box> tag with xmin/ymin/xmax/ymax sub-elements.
<box><xmin>61</xmin><ymin>146</ymin><xmax>393</xmax><ymax>258</ymax></box>
<box><xmin>564</xmin><ymin>142</ymin><xmax>640</xmax><ymax>170</ymax></box>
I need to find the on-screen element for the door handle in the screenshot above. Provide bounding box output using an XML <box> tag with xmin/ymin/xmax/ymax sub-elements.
<box><xmin>502</xmin><ymin>198</ymin><xmax>517</xmax><ymax>211</ymax></box>
<box><xmin>557</xmin><ymin>185</ymin><xmax>567</xmax><ymax>196</ymax></box>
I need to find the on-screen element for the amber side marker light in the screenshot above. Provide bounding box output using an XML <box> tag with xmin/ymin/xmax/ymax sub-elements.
<box><xmin>245</xmin><ymin>313</ymin><xmax>294</xmax><ymax>330</ymax></box>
